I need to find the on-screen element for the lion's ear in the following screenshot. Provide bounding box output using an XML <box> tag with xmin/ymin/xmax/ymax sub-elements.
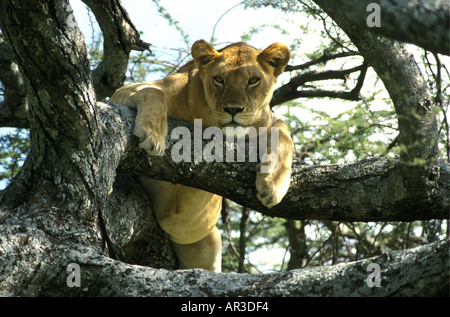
<box><xmin>258</xmin><ymin>43</ymin><xmax>290</xmax><ymax>77</ymax></box>
<box><xmin>192</xmin><ymin>40</ymin><xmax>221</xmax><ymax>67</ymax></box>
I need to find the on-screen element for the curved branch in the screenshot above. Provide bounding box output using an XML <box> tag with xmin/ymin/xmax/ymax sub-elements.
<box><xmin>81</xmin><ymin>0</ymin><xmax>151</xmax><ymax>100</ymax></box>
<box><xmin>313</xmin><ymin>2</ymin><xmax>440</xmax><ymax>196</ymax></box>
<box><xmin>1</xmin><ymin>207</ymin><xmax>447</xmax><ymax>296</ymax></box>
<box><xmin>58</xmin><ymin>239</ymin><xmax>449</xmax><ymax>297</ymax></box>
<box><xmin>312</xmin><ymin>0</ymin><xmax>449</xmax><ymax>56</ymax></box>
<box><xmin>272</xmin><ymin>63</ymin><xmax>367</xmax><ymax>106</ymax></box>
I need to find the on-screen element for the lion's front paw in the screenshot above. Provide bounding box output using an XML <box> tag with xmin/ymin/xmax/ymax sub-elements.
<box><xmin>256</xmin><ymin>169</ymin><xmax>291</xmax><ymax>208</ymax></box>
<box><xmin>133</xmin><ymin>123</ymin><xmax>166</xmax><ymax>156</ymax></box>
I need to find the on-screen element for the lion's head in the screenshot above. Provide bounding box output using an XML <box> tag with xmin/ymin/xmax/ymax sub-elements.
<box><xmin>191</xmin><ymin>40</ymin><xmax>290</xmax><ymax>131</ymax></box>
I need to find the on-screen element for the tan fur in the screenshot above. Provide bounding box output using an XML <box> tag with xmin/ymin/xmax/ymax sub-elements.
<box><xmin>111</xmin><ymin>40</ymin><xmax>294</xmax><ymax>272</ymax></box>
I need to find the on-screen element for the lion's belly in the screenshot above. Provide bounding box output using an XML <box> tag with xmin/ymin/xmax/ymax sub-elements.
<box><xmin>138</xmin><ymin>177</ymin><xmax>222</xmax><ymax>244</ymax></box>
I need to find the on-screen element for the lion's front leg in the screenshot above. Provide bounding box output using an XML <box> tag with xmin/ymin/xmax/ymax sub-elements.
<box><xmin>111</xmin><ymin>83</ymin><xmax>168</xmax><ymax>156</ymax></box>
<box><xmin>256</xmin><ymin>118</ymin><xmax>293</xmax><ymax>208</ymax></box>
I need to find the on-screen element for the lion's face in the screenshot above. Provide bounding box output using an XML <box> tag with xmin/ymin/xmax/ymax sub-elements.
<box><xmin>192</xmin><ymin>41</ymin><xmax>290</xmax><ymax>130</ymax></box>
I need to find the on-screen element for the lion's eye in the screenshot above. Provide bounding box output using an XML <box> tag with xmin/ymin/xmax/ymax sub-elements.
<box><xmin>248</xmin><ymin>77</ymin><xmax>260</xmax><ymax>87</ymax></box>
<box><xmin>213</xmin><ymin>76</ymin><xmax>224</xmax><ymax>86</ymax></box>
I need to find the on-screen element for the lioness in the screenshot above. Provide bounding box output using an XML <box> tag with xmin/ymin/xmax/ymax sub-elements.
<box><xmin>111</xmin><ymin>40</ymin><xmax>293</xmax><ymax>272</ymax></box>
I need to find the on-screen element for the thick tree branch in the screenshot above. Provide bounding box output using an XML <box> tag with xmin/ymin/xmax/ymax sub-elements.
<box><xmin>311</xmin><ymin>0</ymin><xmax>449</xmax><ymax>56</ymax></box>
<box><xmin>1</xmin><ymin>202</ymin><xmax>447</xmax><ymax>297</ymax></box>
<box><xmin>110</xmin><ymin>102</ymin><xmax>449</xmax><ymax>222</ymax></box>
<box><xmin>81</xmin><ymin>0</ymin><xmax>151</xmax><ymax>100</ymax></box>
<box><xmin>56</xmin><ymin>239</ymin><xmax>449</xmax><ymax>296</ymax></box>
<box><xmin>102</xmin><ymin>173</ymin><xmax>176</xmax><ymax>268</ymax></box>
<box><xmin>0</xmin><ymin>0</ymin><xmax>151</xmax><ymax>128</ymax></box>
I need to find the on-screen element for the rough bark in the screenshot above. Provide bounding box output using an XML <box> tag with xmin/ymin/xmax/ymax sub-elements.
<box><xmin>81</xmin><ymin>0</ymin><xmax>150</xmax><ymax>101</ymax></box>
<box><xmin>271</xmin><ymin>62</ymin><xmax>367</xmax><ymax>106</ymax></box>
<box><xmin>0</xmin><ymin>0</ymin><xmax>150</xmax><ymax>128</ymax></box>
<box><xmin>0</xmin><ymin>0</ymin><xmax>100</xmax><ymax>219</ymax></box>
<box><xmin>0</xmin><ymin>212</ymin><xmax>447</xmax><ymax>297</ymax></box>
<box><xmin>103</xmin><ymin>172</ymin><xmax>176</xmax><ymax>268</ymax></box>
<box><xmin>314</xmin><ymin>0</ymin><xmax>440</xmax><ymax>164</ymax></box>
<box><xmin>311</xmin><ymin>0</ymin><xmax>450</xmax><ymax>56</ymax></box>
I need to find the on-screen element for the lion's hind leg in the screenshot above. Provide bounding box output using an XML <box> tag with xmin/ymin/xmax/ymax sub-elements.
<box><xmin>171</xmin><ymin>226</ymin><xmax>222</xmax><ymax>272</ymax></box>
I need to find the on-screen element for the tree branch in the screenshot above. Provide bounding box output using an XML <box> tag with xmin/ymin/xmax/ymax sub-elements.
<box><xmin>102</xmin><ymin>173</ymin><xmax>176</xmax><ymax>268</ymax></box>
<box><xmin>312</xmin><ymin>0</ymin><xmax>449</xmax><ymax>56</ymax></box>
<box><xmin>271</xmin><ymin>63</ymin><xmax>367</xmax><ymax>106</ymax></box>
<box><xmin>81</xmin><ymin>0</ymin><xmax>151</xmax><ymax>101</ymax></box>
<box><xmin>1</xmin><ymin>203</ymin><xmax>447</xmax><ymax>296</ymax></box>
<box><xmin>109</xmin><ymin>102</ymin><xmax>449</xmax><ymax>222</ymax></box>
<box><xmin>312</xmin><ymin>3</ymin><xmax>441</xmax><ymax>221</ymax></box>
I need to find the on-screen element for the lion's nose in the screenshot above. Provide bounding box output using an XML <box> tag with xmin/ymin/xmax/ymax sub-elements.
<box><xmin>224</xmin><ymin>106</ymin><xmax>244</xmax><ymax>116</ymax></box>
